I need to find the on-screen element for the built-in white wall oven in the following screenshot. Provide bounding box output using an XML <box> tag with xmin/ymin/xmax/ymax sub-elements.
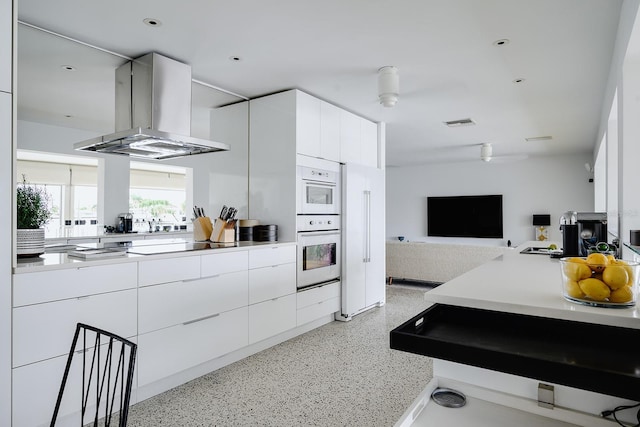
<box><xmin>296</xmin><ymin>215</ymin><xmax>340</xmax><ymax>290</ymax></box>
<box><xmin>297</xmin><ymin>165</ymin><xmax>340</xmax><ymax>215</ymax></box>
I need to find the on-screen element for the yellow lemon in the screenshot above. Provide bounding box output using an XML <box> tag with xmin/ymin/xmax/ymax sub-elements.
<box><xmin>606</xmin><ymin>255</ymin><xmax>616</xmax><ymax>263</ymax></box>
<box><xmin>602</xmin><ymin>265</ymin><xmax>629</xmax><ymax>290</ymax></box>
<box><xmin>565</xmin><ymin>280</ymin><xmax>585</xmax><ymax>299</ymax></box>
<box><xmin>613</xmin><ymin>260</ymin><xmax>635</xmax><ymax>287</ymax></box>
<box><xmin>609</xmin><ymin>285</ymin><xmax>633</xmax><ymax>303</ymax></box>
<box><xmin>567</xmin><ymin>257</ymin><xmax>587</xmax><ymax>264</ymax></box>
<box><xmin>586</xmin><ymin>253</ymin><xmax>609</xmax><ymax>272</ymax></box>
<box><xmin>579</xmin><ymin>278</ymin><xmax>611</xmax><ymax>301</ymax></box>
<box><xmin>563</xmin><ymin>261</ymin><xmax>592</xmax><ymax>281</ymax></box>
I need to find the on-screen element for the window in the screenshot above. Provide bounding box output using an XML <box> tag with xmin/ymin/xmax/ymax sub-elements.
<box><xmin>17</xmin><ymin>150</ymin><xmax>98</xmax><ymax>237</ymax></box>
<box><xmin>129</xmin><ymin>162</ymin><xmax>188</xmax><ymax>231</ymax></box>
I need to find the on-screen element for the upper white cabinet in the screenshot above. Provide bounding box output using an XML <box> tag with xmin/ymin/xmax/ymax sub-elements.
<box><xmin>0</xmin><ymin>0</ymin><xmax>10</xmax><ymax>93</ymax></box>
<box><xmin>340</xmin><ymin>109</ymin><xmax>378</xmax><ymax>168</ymax></box>
<box><xmin>320</xmin><ymin>102</ymin><xmax>341</xmax><ymax>161</ymax></box>
<box><xmin>296</xmin><ymin>92</ymin><xmax>322</xmax><ymax>158</ymax></box>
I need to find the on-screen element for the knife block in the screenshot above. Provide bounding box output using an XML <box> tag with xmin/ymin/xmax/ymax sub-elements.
<box><xmin>193</xmin><ymin>217</ymin><xmax>213</xmax><ymax>241</ymax></box>
<box><xmin>211</xmin><ymin>218</ymin><xmax>236</xmax><ymax>243</ymax></box>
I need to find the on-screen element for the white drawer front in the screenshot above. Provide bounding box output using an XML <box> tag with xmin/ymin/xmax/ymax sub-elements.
<box><xmin>297</xmin><ymin>296</ymin><xmax>340</xmax><ymax>326</ymax></box>
<box><xmin>248</xmin><ymin>245</ymin><xmax>296</xmax><ymax>269</ymax></box>
<box><xmin>296</xmin><ymin>281</ymin><xmax>340</xmax><ymax>309</ymax></box>
<box><xmin>201</xmin><ymin>250</ymin><xmax>248</xmax><ymax>277</ymax></box>
<box><xmin>137</xmin><ymin>306</ymin><xmax>248</xmax><ymax>387</ymax></box>
<box><xmin>13</xmin><ymin>339</ymin><xmax>137</xmax><ymax>427</ymax></box>
<box><xmin>13</xmin><ymin>262</ymin><xmax>137</xmax><ymax>307</ymax></box>
<box><xmin>138</xmin><ymin>256</ymin><xmax>200</xmax><ymax>286</ymax></box>
<box><xmin>248</xmin><ymin>294</ymin><xmax>296</xmax><ymax>344</ymax></box>
<box><xmin>248</xmin><ymin>262</ymin><xmax>296</xmax><ymax>304</ymax></box>
<box><xmin>139</xmin><ymin>270</ymin><xmax>248</xmax><ymax>334</ymax></box>
<box><xmin>13</xmin><ymin>289</ymin><xmax>137</xmax><ymax>368</ymax></box>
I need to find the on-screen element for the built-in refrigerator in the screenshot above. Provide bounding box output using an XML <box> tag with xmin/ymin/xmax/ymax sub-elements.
<box><xmin>339</xmin><ymin>163</ymin><xmax>385</xmax><ymax>320</ymax></box>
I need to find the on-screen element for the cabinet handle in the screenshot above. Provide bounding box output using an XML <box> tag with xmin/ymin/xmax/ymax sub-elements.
<box><xmin>194</xmin><ymin>274</ymin><xmax>220</xmax><ymax>281</ymax></box>
<box><xmin>182</xmin><ymin>312</ymin><xmax>220</xmax><ymax>326</ymax></box>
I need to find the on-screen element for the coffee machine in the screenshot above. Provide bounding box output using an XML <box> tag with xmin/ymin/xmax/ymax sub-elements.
<box><xmin>117</xmin><ymin>213</ymin><xmax>134</xmax><ymax>233</ymax></box>
<box><xmin>560</xmin><ymin>211</ymin><xmax>608</xmax><ymax>257</ymax></box>
<box><xmin>576</xmin><ymin>212</ymin><xmax>608</xmax><ymax>256</ymax></box>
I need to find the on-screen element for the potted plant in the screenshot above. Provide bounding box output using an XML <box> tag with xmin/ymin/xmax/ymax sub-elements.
<box><xmin>16</xmin><ymin>177</ymin><xmax>51</xmax><ymax>257</ymax></box>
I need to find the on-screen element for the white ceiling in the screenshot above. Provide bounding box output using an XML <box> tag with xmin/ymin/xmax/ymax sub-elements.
<box><xmin>17</xmin><ymin>0</ymin><xmax>625</xmax><ymax>166</ymax></box>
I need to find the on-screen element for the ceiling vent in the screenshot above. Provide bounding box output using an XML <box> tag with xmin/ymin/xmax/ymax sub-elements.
<box><xmin>525</xmin><ymin>136</ymin><xmax>553</xmax><ymax>142</ymax></box>
<box><xmin>444</xmin><ymin>118</ymin><xmax>476</xmax><ymax>127</ymax></box>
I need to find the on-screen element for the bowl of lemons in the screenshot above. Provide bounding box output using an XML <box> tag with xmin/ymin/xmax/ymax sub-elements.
<box><xmin>559</xmin><ymin>253</ymin><xmax>639</xmax><ymax>308</ymax></box>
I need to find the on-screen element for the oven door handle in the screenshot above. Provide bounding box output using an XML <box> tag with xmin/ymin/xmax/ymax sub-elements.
<box><xmin>298</xmin><ymin>230</ymin><xmax>340</xmax><ymax>237</ymax></box>
<box><xmin>303</xmin><ymin>180</ymin><xmax>337</xmax><ymax>188</ymax></box>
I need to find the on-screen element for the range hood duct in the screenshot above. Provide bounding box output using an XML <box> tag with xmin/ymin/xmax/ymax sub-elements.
<box><xmin>74</xmin><ymin>52</ymin><xmax>230</xmax><ymax>160</ymax></box>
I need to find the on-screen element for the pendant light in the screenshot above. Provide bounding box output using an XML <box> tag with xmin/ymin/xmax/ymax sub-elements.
<box><xmin>378</xmin><ymin>66</ymin><xmax>399</xmax><ymax>107</ymax></box>
<box><xmin>480</xmin><ymin>143</ymin><xmax>493</xmax><ymax>162</ymax></box>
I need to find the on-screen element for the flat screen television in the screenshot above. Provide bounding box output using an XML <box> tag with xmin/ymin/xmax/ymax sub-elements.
<box><xmin>427</xmin><ymin>194</ymin><xmax>503</xmax><ymax>238</ymax></box>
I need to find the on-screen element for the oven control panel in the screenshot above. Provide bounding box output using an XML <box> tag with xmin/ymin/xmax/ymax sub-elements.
<box><xmin>297</xmin><ymin>214</ymin><xmax>340</xmax><ymax>232</ymax></box>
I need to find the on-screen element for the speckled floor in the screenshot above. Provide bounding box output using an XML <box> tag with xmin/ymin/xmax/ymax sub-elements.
<box><xmin>125</xmin><ymin>285</ymin><xmax>434</xmax><ymax>427</ymax></box>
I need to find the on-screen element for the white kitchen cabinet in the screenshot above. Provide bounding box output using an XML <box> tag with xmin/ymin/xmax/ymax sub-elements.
<box><xmin>320</xmin><ymin>101</ymin><xmax>340</xmax><ymax>162</ymax></box>
<box><xmin>248</xmin><ymin>262</ymin><xmax>295</xmax><ymax>304</ymax></box>
<box><xmin>201</xmin><ymin>250</ymin><xmax>248</xmax><ymax>277</ymax></box>
<box><xmin>139</xmin><ymin>270</ymin><xmax>248</xmax><ymax>334</ymax></box>
<box><xmin>138</xmin><ymin>255</ymin><xmax>200</xmax><ymax>286</ymax></box>
<box><xmin>13</xmin><ymin>289</ymin><xmax>137</xmax><ymax>368</ymax></box>
<box><xmin>0</xmin><ymin>0</ymin><xmax>10</xmax><ymax>93</ymax></box>
<box><xmin>296</xmin><ymin>91</ymin><xmax>321</xmax><ymax>158</ymax></box>
<box><xmin>13</xmin><ymin>262</ymin><xmax>137</xmax><ymax>306</ymax></box>
<box><xmin>340</xmin><ymin>109</ymin><xmax>378</xmax><ymax>167</ymax></box>
<box><xmin>248</xmin><ymin>293</ymin><xmax>296</xmax><ymax>344</ymax></box>
<box><xmin>248</xmin><ymin>244</ymin><xmax>296</xmax><ymax>269</ymax></box>
<box><xmin>13</xmin><ymin>337</ymin><xmax>137</xmax><ymax>427</ymax></box>
<box><xmin>296</xmin><ymin>281</ymin><xmax>341</xmax><ymax>326</ymax></box>
<box><xmin>339</xmin><ymin>109</ymin><xmax>361</xmax><ymax>164</ymax></box>
<box><xmin>137</xmin><ymin>306</ymin><xmax>248</xmax><ymax>387</ymax></box>
<box><xmin>340</xmin><ymin>163</ymin><xmax>386</xmax><ymax>319</ymax></box>
<box><xmin>360</xmin><ymin>119</ymin><xmax>378</xmax><ymax>168</ymax></box>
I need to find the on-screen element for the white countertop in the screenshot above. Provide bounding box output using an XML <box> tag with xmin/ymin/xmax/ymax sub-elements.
<box><xmin>14</xmin><ymin>240</ymin><xmax>296</xmax><ymax>274</ymax></box>
<box><xmin>425</xmin><ymin>241</ymin><xmax>640</xmax><ymax>329</ymax></box>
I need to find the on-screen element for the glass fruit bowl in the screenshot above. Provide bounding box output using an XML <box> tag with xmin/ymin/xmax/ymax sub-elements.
<box><xmin>559</xmin><ymin>255</ymin><xmax>639</xmax><ymax>308</ymax></box>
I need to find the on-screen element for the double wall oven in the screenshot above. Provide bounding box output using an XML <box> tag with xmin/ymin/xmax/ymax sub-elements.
<box><xmin>296</xmin><ymin>163</ymin><xmax>341</xmax><ymax>291</ymax></box>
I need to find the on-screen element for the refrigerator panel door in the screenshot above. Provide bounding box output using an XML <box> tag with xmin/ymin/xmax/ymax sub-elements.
<box><xmin>365</xmin><ymin>166</ymin><xmax>386</xmax><ymax>307</ymax></box>
<box><xmin>342</xmin><ymin>163</ymin><xmax>367</xmax><ymax>316</ymax></box>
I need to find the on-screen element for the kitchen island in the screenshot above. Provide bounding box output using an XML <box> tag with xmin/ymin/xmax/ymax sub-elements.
<box><xmin>11</xmin><ymin>238</ymin><xmax>339</xmax><ymax>427</ymax></box>
<box><xmin>392</xmin><ymin>242</ymin><xmax>639</xmax><ymax>426</ymax></box>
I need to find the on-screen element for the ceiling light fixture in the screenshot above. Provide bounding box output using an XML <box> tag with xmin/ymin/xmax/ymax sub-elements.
<box><xmin>61</xmin><ymin>65</ymin><xmax>76</xmax><ymax>71</ymax></box>
<box><xmin>480</xmin><ymin>143</ymin><xmax>493</xmax><ymax>162</ymax></box>
<box><xmin>513</xmin><ymin>78</ymin><xmax>526</xmax><ymax>84</ymax></box>
<box><xmin>229</xmin><ymin>56</ymin><xmax>241</xmax><ymax>62</ymax></box>
<box><xmin>378</xmin><ymin>66</ymin><xmax>399</xmax><ymax>107</ymax></box>
<box><xmin>493</xmin><ymin>39</ymin><xmax>510</xmax><ymax>46</ymax></box>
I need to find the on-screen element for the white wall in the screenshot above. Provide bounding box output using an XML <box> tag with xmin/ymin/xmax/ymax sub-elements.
<box><xmin>386</xmin><ymin>153</ymin><xmax>594</xmax><ymax>247</ymax></box>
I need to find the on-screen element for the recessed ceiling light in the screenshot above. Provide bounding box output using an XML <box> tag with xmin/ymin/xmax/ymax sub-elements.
<box><xmin>513</xmin><ymin>78</ymin><xmax>526</xmax><ymax>84</ymax></box>
<box><xmin>525</xmin><ymin>136</ymin><xmax>553</xmax><ymax>142</ymax></box>
<box><xmin>64</xmin><ymin>114</ymin><xmax>73</xmax><ymax>118</ymax></box>
<box><xmin>143</xmin><ymin>18</ymin><xmax>162</xmax><ymax>27</ymax></box>
<box><xmin>493</xmin><ymin>39</ymin><xmax>510</xmax><ymax>47</ymax></box>
<box><xmin>229</xmin><ymin>56</ymin><xmax>242</xmax><ymax>62</ymax></box>
<box><xmin>61</xmin><ymin>65</ymin><xmax>76</xmax><ymax>71</ymax></box>
<box><xmin>443</xmin><ymin>118</ymin><xmax>476</xmax><ymax>127</ymax></box>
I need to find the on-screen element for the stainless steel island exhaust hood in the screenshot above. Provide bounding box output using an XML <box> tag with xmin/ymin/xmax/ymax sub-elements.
<box><xmin>74</xmin><ymin>53</ymin><xmax>230</xmax><ymax>160</ymax></box>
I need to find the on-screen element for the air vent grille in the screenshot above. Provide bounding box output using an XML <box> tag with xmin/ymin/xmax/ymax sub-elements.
<box><xmin>525</xmin><ymin>136</ymin><xmax>553</xmax><ymax>142</ymax></box>
<box><xmin>444</xmin><ymin>118</ymin><xmax>476</xmax><ymax>127</ymax></box>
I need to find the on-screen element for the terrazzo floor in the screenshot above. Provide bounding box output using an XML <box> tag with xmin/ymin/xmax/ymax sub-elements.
<box><xmin>125</xmin><ymin>285</ymin><xmax>434</xmax><ymax>427</ymax></box>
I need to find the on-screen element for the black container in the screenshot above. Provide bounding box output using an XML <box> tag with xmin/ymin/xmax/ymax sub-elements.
<box><xmin>253</xmin><ymin>225</ymin><xmax>278</xmax><ymax>242</ymax></box>
<box><xmin>631</xmin><ymin>230</ymin><xmax>640</xmax><ymax>246</ymax></box>
<box><xmin>237</xmin><ymin>226</ymin><xmax>254</xmax><ymax>242</ymax></box>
